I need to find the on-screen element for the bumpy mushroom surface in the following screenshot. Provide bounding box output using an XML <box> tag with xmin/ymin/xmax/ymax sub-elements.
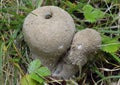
<box><xmin>68</xmin><ymin>28</ymin><xmax>101</xmax><ymax>65</ymax></box>
<box><xmin>53</xmin><ymin>28</ymin><xmax>101</xmax><ymax>79</ymax></box>
<box><xmin>22</xmin><ymin>6</ymin><xmax>76</xmax><ymax>72</ymax></box>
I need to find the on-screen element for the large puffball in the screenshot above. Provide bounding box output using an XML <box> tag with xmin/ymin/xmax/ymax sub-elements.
<box><xmin>22</xmin><ymin>6</ymin><xmax>76</xmax><ymax>71</ymax></box>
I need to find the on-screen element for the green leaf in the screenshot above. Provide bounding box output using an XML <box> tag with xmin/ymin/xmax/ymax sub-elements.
<box><xmin>28</xmin><ymin>59</ymin><xmax>41</xmax><ymax>74</ymax></box>
<box><xmin>102</xmin><ymin>43</ymin><xmax>119</xmax><ymax>53</ymax></box>
<box><xmin>83</xmin><ymin>4</ymin><xmax>94</xmax><ymax>13</ymax></box>
<box><xmin>30</xmin><ymin>73</ymin><xmax>45</xmax><ymax>84</ymax></box>
<box><xmin>101</xmin><ymin>36</ymin><xmax>120</xmax><ymax>53</ymax></box>
<box><xmin>20</xmin><ymin>74</ymin><xmax>37</xmax><ymax>85</ymax></box>
<box><xmin>36</xmin><ymin>67</ymin><xmax>51</xmax><ymax>77</ymax></box>
<box><xmin>83</xmin><ymin>4</ymin><xmax>104</xmax><ymax>23</ymax></box>
<box><xmin>27</xmin><ymin>59</ymin><xmax>51</xmax><ymax>84</ymax></box>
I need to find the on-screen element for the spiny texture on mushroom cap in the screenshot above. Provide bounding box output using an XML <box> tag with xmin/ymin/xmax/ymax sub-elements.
<box><xmin>67</xmin><ymin>28</ymin><xmax>101</xmax><ymax>66</ymax></box>
<box><xmin>22</xmin><ymin>6</ymin><xmax>76</xmax><ymax>71</ymax></box>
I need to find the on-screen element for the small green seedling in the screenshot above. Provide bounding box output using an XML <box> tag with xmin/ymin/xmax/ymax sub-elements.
<box><xmin>83</xmin><ymin>4</ymin><xmax>104</xmax><ymax>23</ymax></box>
<box><xmin>20</xmin><ymin>59</ymin><xmax>51</xmax><ymax>85</ymax></box>
<box><xmin>101</xmin><ymin>35</ymin><xmax>120</xmax><ymax>53</ymax></box>
<box><xmin>101</xmin><ymin>35</ymin><xmax>120</xmax><ymax>63</ymax></box>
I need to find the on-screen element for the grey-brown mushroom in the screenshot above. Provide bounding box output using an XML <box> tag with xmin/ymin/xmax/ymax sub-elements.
<box><xmin>22</xmin><ymin>6</ymin><xmax>76</xmax><ymax>72</ymax></box>
<box><xmin>23</xmin><ymin>6</ymin><xmax>101</xmax><ymax>79</ymax></box>
<box><xmin>53</xmin><ymin>28</ymin><xmax>101</xmax><ymax>79</ymax></box>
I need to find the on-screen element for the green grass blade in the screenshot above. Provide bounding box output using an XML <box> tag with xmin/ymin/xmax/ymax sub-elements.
<box><xmin>0</xmin><ymin>42</ymin><xmax>5</xmax><ymax>85</ymax></box>
<box><xmin>95</xmin><ymin>75</ymin><xmax>120</xmax><ymax>85</ymax></box>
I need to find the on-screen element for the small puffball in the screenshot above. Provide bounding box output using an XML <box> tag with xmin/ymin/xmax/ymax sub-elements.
<box><xmin>68</xmin><ymin>28</ymin><xmax>101</xmax><ymax>66</ymax></box>
<box><xmin>53</xmin><ymin>28</ymin><xmax>101</xmax><ymax>79</ymax></box>
<box><xmin>22</xmin><ymin>6</ymin><xmax>76</xmax><ymax>71</ymax></box>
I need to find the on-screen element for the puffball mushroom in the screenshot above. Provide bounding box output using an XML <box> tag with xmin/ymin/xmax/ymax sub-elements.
<box><xmin>53</xmin><ymin>28</ymin><xmax>101</xmax><ymax>79</ymax></box>
<box><xmin>22</xmin><ymin>6</ymin><xmax>76</xmax><ymax>72</ymax></box>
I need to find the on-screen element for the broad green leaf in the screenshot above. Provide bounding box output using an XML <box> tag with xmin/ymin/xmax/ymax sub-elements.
<box><xmin>83</xmin><ymin>4</ymin><xmax>93</xmax><ymax>13</ymax></box>
<box><xmin>28</xmin><ymin>59</ymin><xmax>41</xmax><ymax>73</ymax></box>
<box><xmin>102</xmin><ymin>43</ymin><xmax>119</xmax><ymax>53</ymax></box>
<box><xmin>30</xmin><ymin>73</ymin><xmax>44</xmax><ymax>84</ymax></box>
<box><xmin>83</xmin><ymin>4</ymin><xmax>104</xmax><ymax>23</ymax></box>
<box><xmin>92</xmin><ymin>9</ymin><xmax>104</xmax><ymax>19</ymax></box>
<box><xmin>20</xmin><ymin>74</ymin><xmax>37</xmax><ymax>85</ymax></box>
<box><xmin>101</xmin><ymin>36</ymin><xmax>120</xmax><ymax>53</ymax></box>
<box><xmin>36</xmin><ymin>67</ymin><xmax>51</xmax><ymax>77</ymax></box>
